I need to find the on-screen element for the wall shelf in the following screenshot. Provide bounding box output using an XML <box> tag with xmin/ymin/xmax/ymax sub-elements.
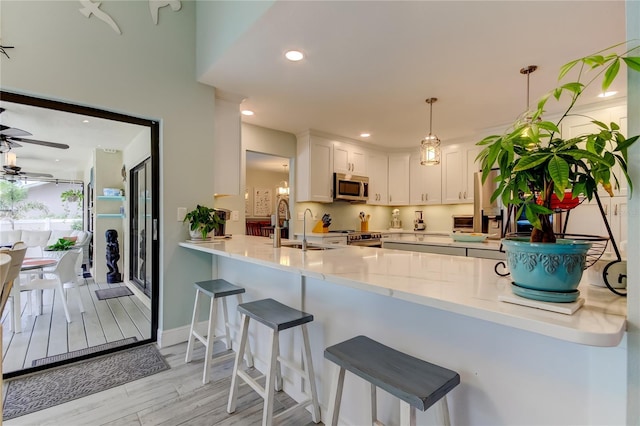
<box><xmin>96</xmin><ymin>213</ymin><xmax>124</xmax><ymax>218</ymax></box>
<box><xmin>97</xmin><ymin>195</ymin><xmax>125</xmax><ymax>201</ymax></box>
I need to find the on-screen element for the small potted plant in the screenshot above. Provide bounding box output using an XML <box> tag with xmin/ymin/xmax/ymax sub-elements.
<box><xmin>477</xmin><ymin>42</ymin><xmax>640</xmax><ymax>300</ymax></box>
<box><xmin>60</xmin><ymin>189</ymin><xmax>83</xmax><ymax>203</ymax></box>
<box><xmin>183</xmin><ymin>204</ymin><xmax>225</xmax><ymax>240</ymax></box>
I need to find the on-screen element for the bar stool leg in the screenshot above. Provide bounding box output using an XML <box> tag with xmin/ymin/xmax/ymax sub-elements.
<box><xmin>185</xmin><ymin>289</ymin><xmax>201</xmax><ymax>364</ymax></box>
<box><xmin>263</xmin><ymin>328</ymin><xmax>280</xmax><ymax>426</ymax></box>
<box><xmin>400</xmin><ymin>401</ymin><xmax>416</xmax><ymax>426</ymax></box>
<box><xmin>236</xmin><ymin>294</ymin><xmax>254</xmax><ymax>368</ymax></box>
<box><xmin>301</xmin><ymin>324</ymin><xmax>321</xmax><ymax>423</ymax></box>
<box><xmin>227</xmin><ymin>313</ymin><xmax>250</xmax><ymax>414</ymax></box>
<box><xmin>371</xmin><ymin>384</ymin><xmax>380</xmax><ymax>425</ymax></box>
<box><xmin>326</xmin><ymin>364</ymin><xmax>346</xmax><ymax>426</ymax></box>
<box><xmin>222</xmin><ymin>297</ymin><xmax>232</xmax><ymax>350</ymax></box>
<box><xmin>436</xmin><ymin>396</ymin><xmax>452</xmax><ymax>426</ymax></box>
<box><xmin>202</xmin><ymin>295</ymin><xmax>219</xmax><ymax>384</ymax></box>
<box><xmin>275</xmin><ymin>344</ymin><xmax>283</xmax><ymax>392</ymax></box>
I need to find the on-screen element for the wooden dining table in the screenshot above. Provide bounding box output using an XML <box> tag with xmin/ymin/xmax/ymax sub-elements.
<box><xmin>11</xmin><ymin>257</ymin><xmax>59</xmax><ymax>333</ymax></box>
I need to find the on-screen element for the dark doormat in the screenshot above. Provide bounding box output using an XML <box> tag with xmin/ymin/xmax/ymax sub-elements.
<box><xmin>31</xmin><ymin>337</ymin><xmax>138</xmax><ymax>367</ymax></box>
<box><xmin>95</xmin><ymin>286</ymin><xmax>134</xmax><ymax>300</ymax></box>
<box><xmin>3</xmin><ymin>344</ymin><xmax>170</xmax><ymax>420</ymax></box>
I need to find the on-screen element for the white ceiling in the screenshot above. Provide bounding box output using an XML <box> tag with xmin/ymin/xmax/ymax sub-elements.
<box><xmin>202</xmin><ymin>1</ymin><xmax>629</xmax><ymax>149</ymax></box>
<box><xmin>0</xmin><ymin>101</ymin><xmax>146</xmax><ymax>181</ymax></box>
<box><xmin>1</xmin><ymin>1</ymin><xmax>631</xmax><ymax>180</ymax></box>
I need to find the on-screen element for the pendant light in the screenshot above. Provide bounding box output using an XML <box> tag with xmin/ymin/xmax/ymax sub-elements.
<box><xmin>520</xmin><ymin>65</ymin><xmax>539</xmax><ymax>119</ymax></box>
<box><xmin>420</xmin><ymin>97</ymin><xmax>441</xmax><ymax>166</ymax></box>
<box><xmin>276</xmin><ymin>164</ymin><xmax>289</xmax><ymax>196</ymax></box>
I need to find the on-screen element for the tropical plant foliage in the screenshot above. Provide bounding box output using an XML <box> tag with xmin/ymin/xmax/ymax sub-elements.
<box><xmin>477</xmin><ymin>42</ymin><xmax>640</xmax><ymax>242</ymax></box>
<box><xmin>183</xmin><ymin>204</ymin><xmax>225</xmax><ymax>239</ymax></box>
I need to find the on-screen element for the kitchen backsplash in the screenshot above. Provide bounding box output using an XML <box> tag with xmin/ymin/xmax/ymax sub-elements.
<box><xmin>294</xmin><ymin>201</ymin><xmax>473</xmax><ymax>233</ymax></box>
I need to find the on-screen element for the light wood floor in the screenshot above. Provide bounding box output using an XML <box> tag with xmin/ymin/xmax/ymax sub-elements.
<box><xmin>4</xmin><ymin>341</ymin><xmax>318</xmax><ymax>425</ymax></box>
<box><xmin>1</xmin><ymin>276</ymin><xmax>151</xmax><ymax>375</ymax></box>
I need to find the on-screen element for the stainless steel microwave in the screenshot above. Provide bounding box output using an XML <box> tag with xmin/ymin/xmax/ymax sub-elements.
<box><xmin>334</xmin><ymin>173</ymin><xmax>369</xmax><ymax>202</ymax></box>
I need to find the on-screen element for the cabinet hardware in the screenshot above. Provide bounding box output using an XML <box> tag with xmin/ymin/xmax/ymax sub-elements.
<box><xmin>421</xmin><ymin>194</ymin><xmax>424</xmax><ymax>201</ymax></box>
<box><xmin>463</xmin><ymin>191</ymin><xmax>467</xmax><ymax>199</ymax></box>
<box><xmin>425</xmin><ymin>193</ymin><xmax>428</xmax><ymax>201</ymax></box>
<box><xmin>459</xmin><ymin>191</ymin><xmax>462</xmax><ymax>199</ymax></box>
<box><xmin>614</xmin><ymin>204</ymin><xmax>618</xmax><ymax>215</ymax></box>
<box><xmin>604</xmin><ymin>205</ymin><xmax>608</xmax><ymax>215</ymax></box>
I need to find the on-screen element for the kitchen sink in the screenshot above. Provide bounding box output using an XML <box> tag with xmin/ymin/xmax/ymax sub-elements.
<box><xmin>268</xmin><ymin>241</ymin><xmax>338</xmax><ymax>250</ymax></box>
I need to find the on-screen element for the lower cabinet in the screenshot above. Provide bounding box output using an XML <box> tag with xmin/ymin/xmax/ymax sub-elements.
<box><xmin>382</xmin><ymin>242</ymin><xmax>505</xmax><ymax>260</ymax></box>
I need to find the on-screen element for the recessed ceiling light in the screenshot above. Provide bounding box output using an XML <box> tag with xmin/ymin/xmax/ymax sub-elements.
<box><xmin>598</xmin><ymin>91</ymin><xmax>618</xmax><ymax>98</ymax></box>
<box><xmin>55</xmin><ymin>159</ymin><xmax>60</xmax><ymax>162</ymax></box>
<box><xmin>360</xmin><ymin>133</ymin><xmax>371</xmax><ymax>138</ymax></box>
<box><xmin>285</xmin><ymin>50</ymin><xmax>304</xmax><ymax>61</ymax></box>
<box><xmin>241</xmin><ymin>109</ymin><xmax>255</xmax><ymax>116</ymax></box>
<box><xmin>82</xmin><ymin>119</ymin><xmax>89</xmax><ymax>123</ymax></box>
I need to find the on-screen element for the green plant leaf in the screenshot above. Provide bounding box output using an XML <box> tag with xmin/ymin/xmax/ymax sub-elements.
<box><xmin>610</xmin><ymin>122</ymin><xmax>620</xmax><ymax>131</ymax></box>
<box><xmin>617</xmin><ymin>135</ymin><xmax>639</xmax><ymax>151</ymax></box>
<box><xmin>547</xmin><ymin>156</ymin><xmax>569</xmax><ymax>192</ymax></box>
<box><xmin>602</xmin><ymin>58</ymin><xmax>620</xmax><ymax>91</ymax></box>
<box><xmin>558</xmin><ymin>59</ymin><xmax>579</xmax><ymax>80</ymax></box>
<box><xmin>560</xmin><ymin>82</ymin><xmax>584</xmax><ymax>94</ymax></box>
<box><xmin>513</xmin><ymin>154</ymin><xmax>549</xmax><ymax>172</ymax></box>
<box><xmin>622</xmin><ymin>57</ymin><xmax>640</xmax><ymax>73</ymax></box>
<box><xmin>591</xmin><ymin>120</ymin><xmax>608</xmax><ymax>130</ymax></box>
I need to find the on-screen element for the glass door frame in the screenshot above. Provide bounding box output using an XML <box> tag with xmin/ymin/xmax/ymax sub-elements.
<box><xmin>0</xmin><ymin>90</ymin><xmax>160</xmax><ymax>379</ymax></box>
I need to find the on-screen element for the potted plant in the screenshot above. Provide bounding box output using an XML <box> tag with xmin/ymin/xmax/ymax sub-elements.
<box><xmin>183</xmin><ymin>204</ymin><xmax>225</xmax><ymax>240</ymax></box>
<box><xmin>477</xmin><ymin>43</ymin><xmax>640</xmax><ymax>300</ymax></box>
<box><xmin>60</xmin><ymin>189</ymin><xmax>83</xmax><ymax>203</ymax></box>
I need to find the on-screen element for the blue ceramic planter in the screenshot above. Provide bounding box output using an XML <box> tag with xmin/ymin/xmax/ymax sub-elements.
<box><xmin>503</xmin><ymin>238</ymin><xmax>592</xmax><ymax>293</ymax></box>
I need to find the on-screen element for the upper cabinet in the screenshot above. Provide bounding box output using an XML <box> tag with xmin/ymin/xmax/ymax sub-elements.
<box><xmin>334</xmin><ymin>142</ymin><xmax>367</xmax><ymax>175</ymax></box>
<box><xmin>367</xmin><ymin>150</ymin><xmax>388</xmax><ymax>205</ymax></box>
<box><xmin>442</xmin><ymin>142</ymin><xmax>481</xmax><ymax>204</ymax></box>
<box><xmin>296</xmin><ymin>132</ymin><xmax>334</xmax><ymax>202</ymax></box>
<box><xmin>388</xmin><ymin>154</ymin><xmax>410</xmax><ymax>205</ymax></box>
<box><xmin>409</xmin><ymin>152</ymin><xmax>442</xmax><ymax>205</ymax></box>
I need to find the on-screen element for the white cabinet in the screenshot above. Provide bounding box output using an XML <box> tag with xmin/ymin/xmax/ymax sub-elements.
<box><xmin>296</xmin><ymin>132</ymin><xmax>334</xmax><ymax>202</ymax></box>
<box><xmin>409</xmin><ymin>152</ymin><xmax>442</xmax><ymax>205</ymax></box>
<box><xmin>334</xmin><ymin>142</ymin><xmax>367</xmax><ymax>175</ymax></box>
<box><xmin>367</xmin><ymin>151</ymin><xmax>388</xmax><ymax>205</ymax></box>
<box><xmin>295</xmin><ymin>234</ymin><xmax>347</xmax><ymax>245</ymax></box>
<box><xmin>563</xmin><ymin>195</ymin><xmax>627</xmax><ymax>256</ymax></box>
<box><xmin>388</xmin><ymin>154</ymin><xmax>410</xmax><ymax>205</ymax></box>
<box><xmin>442</xmin><ymin>143</ymin><xmax>480</xmax><ymax>204</ymax></box>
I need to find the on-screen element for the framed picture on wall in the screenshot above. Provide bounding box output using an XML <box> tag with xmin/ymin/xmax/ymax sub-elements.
<box><xmin>253</xmin><ymin>187</ymin><xmax>272</xmax><ymax>217</ymax></box>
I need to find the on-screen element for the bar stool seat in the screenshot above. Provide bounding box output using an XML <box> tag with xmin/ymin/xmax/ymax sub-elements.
<box><xmin>185</xmin><ymin>279</ymin><xmax>253</xmax><ymax>384</ymax></box>
<box><xmin>325</xmin><ymin>335</ymin><xmax>460</xmax><ymax>426</ymax></box>
<box><xmin>227</xmin><ymin>298</ymin><xmax>321</xmax><ymax>426</ymax></box>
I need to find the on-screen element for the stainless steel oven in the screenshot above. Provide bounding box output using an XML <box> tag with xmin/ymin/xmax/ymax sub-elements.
<box><xmin>347</xmin><ymin>231</ymin><xmax>382</xmax><ymax>247</ymax></box>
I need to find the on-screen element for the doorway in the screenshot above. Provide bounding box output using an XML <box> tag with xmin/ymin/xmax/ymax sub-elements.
<box><xmin>1</xmin><ymin>91</ymin><xmax>160</xmax><ymax>378</ymax></box>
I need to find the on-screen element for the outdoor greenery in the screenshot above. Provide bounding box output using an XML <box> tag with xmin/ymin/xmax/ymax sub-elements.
<box><xmin>0</xmin><ymin>180</ymin><xmax>50</xmax><ymax>220</ymax></box>
<box><xmin>60</xmin><ymin>188</ymin><xmax>84</xmax><ymax>218</ymax></box>
<box><xmin>477</xmin><ymin>42</ymin><xmax>640</xmax><ymax>243</ymax></box>
<box><xmin>47</xmin><ymin>238</ymin><xmax>75</xmax><ymax>251</ymax></box>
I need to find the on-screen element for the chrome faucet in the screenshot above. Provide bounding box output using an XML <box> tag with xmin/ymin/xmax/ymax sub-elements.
<box><xmin>273</xmin><ymin>197</ymin><xmax>291</xmax><ymax>248</ymax></box>
<box><xmin>302</xmin><ymin>208</ymin><xmax>313</xmax><ymax>251</ymax></box>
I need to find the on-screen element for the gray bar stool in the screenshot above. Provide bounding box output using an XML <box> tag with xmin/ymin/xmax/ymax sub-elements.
<box><xmin>325</xmin><ymin>335</ymin><xmax>460</xmax><ymax>426</ymax></box>
<box><xmin>185</xmin><ymin>279</ymin><xmax>254</xmax><ymax>384</ymax></box>
<box><xmin>226</xmin><ymin>298</ymin><xmax>321</xmax><ymax>426</ymax></box>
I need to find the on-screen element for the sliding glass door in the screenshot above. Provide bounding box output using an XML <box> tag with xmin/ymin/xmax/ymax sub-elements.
<box><xmin>130</xmin><ymin>159</ymin><xmax>152</xmax><ymax>297</ymax></box>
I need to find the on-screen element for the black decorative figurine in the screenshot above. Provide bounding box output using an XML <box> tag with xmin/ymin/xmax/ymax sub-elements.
<box><xmin>106</xmin><ymin>229</ymin><xmax>122</xmax><ymax>283</ymax></box>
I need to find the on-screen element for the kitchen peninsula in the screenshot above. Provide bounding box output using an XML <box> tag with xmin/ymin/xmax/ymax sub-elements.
<box><xmin>180</xmin><ymin>236</ymin><xmax>627</xmax><ymax>425</ymax></box>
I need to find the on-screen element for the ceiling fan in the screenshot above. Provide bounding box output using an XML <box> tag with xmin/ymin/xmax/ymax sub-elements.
<box><xmin>2</xmin><ymin>152</ymin><xmax>53</xmax><ymax>178</ymax></box>
<box><xmin>0</xmin><ymin>107</ymin><xmax>70</xmax><ymax>153</ymax></box>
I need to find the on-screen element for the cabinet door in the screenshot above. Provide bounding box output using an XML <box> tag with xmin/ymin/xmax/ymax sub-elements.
<box><xmin>367</xmin><ymin>151</ymin><xmax>388</xmax><ymax>205</ymax></box>
<box><xmin>610</xmin><ymin>196</ymin><xmax>627</xmax><ymax>255</ymax></box>
<box><xmin>296</xmin><ymin>135</ymin><xmax>334</xmax><ymax>202</ymax></box>
<box><xmin>388</xmin><ymin>154</ymin><xmax>410</xmax><ymax>205</ymax></box>
<box><xmin>334</xmin><ymin>143</ymin><xmax>367</xmax><ymax>175</ymax></box>
<box><xmin>564</xmin><ymin>197</ymin><xmax>618</xmax><ymax>256</ymax></box>
<box><xmin>409</xmin><ymin>153</ymin><xmax>442</xmax><ymax>205</ymax></box>
<box><xmin>441</xmin><ymin>145</ymin><xmax>464</xmax><ymax>203</ymax></box>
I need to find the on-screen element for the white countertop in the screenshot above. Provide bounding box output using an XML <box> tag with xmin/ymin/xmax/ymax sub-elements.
<box><xmin>179</xmin><ymin>235</ymin><xmax>626</xmax><ymax>347</ymax></box>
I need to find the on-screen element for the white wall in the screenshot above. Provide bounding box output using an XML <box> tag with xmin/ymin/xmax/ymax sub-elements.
<box><xmin>0</xmin><ymin>0</ymin><xmax>217</xmax><ymax>331</ymax></box>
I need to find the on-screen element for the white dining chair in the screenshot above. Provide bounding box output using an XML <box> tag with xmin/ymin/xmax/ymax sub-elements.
<box><xmin>19</xmin><ymin>248</ymin><xmax>84</xmax><ymax>323</ymax></box>
<box><xmin>0</xmin><ymin>253</ymin><xmax>12</xmax><ymax>313</ymax></box>
<box><xmin>21</xmin><ymin>230</ymin><xmax>52</xmax><ymax>257</ymax></box>
<box><xmin>1</xmin><ymin>242</ymin><xmax>28</xmax><ymax>333</ymax></box>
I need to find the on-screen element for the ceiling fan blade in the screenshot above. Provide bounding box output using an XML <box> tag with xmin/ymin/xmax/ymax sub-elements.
<box><xmin>21</xmin><ymin>171</ymin><xmax>54</xmax><ymax>178</ymax></box>
<box><xmin>8</xmin><ymin>137</ymin><xmax>69</xmax><ymax>149</ymax></box>
<box><xmin>2</xmin><ymin>139</ymin><xmax>22</xmax><ymax>148</ymax></box>
<box><xmin>0</xmin><ymin>126</ymin><xmax>32</xmax><ymax>137</ymax></box>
